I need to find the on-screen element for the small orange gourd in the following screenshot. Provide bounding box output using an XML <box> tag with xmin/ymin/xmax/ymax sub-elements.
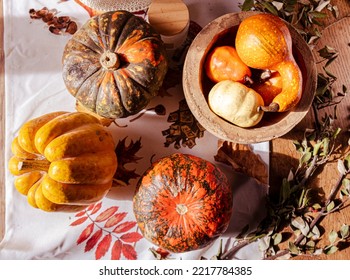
<box><xmin>253</xmin><ymin>71</ymin><xmax>283</xmax><ymax>105</ymax></box>
<box><xmin>204</xmin><ymin>46</ymin><xmax>252</xmax><ymax>83</ymax></box>
<box><xmin>235</xmin><ymin>14</ymin><xmax>302</xmax><ymax>112</ymax></box>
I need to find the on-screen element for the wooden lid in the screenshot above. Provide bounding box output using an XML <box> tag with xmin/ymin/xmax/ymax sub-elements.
<box><xmin>148</xmin><ymin>0</ymin><xmax>189</xmax><ymax>36</ymax></box>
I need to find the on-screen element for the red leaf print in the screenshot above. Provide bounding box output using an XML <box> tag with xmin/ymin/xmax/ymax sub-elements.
<box><xmin>122</xmin><ymin>243</ymin><xmax>137</xmax><ymax>260</ymax></box>
<box><xmin>85</xmin><ymin>229</ymin><xmax>103</xmax><ymax>252</ymax></box>
<box><xmin>95</xmin><ymin>206</ymin><xmax>119</xmax><ymax>222</ymax></box>
<box><xmin>111</xmin><ymin>240</ymin><xmax>122</xmax><ymax>260</ymax></box>
<box><xmin>77</xmin><ymin>223</ymin><xmax>94</xmax><ymax>245</ymax></box>
<box><xmin>95</xmin><ymin>234</ymin><xmax>112</xmax><ymax>260</ymax></box>
<box><xmin>120</xmin><ymin>232</ymin><xmax>143</xmax><ymax>243</ymax></box>
<box><xmin>90</xmin><ymin>201</ymin><xmax>102</xmax><ymax>215</ymax></box>
<box><xmin>113</xmin><ymin>221</ymin><xmax>137</xmax><ymax>234</ymax></box>
<box><xmin>75</xmin><ymin>209</ymin><xmax>87</xmax><ymax>217</ymax></box>
<box><xmin>104</xmin><ymin>212</ymin><xmax>127</xmax><ymax>228</ymax></box>
<box><xmin>70</xmin><ymin>216</ymin><xmax>88</xmax><ymax>226</ymax></box>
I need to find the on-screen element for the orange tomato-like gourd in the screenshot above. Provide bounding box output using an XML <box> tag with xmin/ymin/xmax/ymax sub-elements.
<box><xmin>205</xmin><ymin>46</ymin><xmax>252</xmax><ymax>84</ymax></box>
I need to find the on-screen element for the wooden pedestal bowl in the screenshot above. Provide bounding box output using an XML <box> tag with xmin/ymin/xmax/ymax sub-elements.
<box><xmin>183</xmin><ymin>11</ymin><xmax>317</xmax><ymax>144</ymax></box>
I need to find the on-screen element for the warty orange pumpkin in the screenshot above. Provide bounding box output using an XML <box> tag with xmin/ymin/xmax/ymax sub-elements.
<box><xmin>62</xmin><ymin>11</ymin><xmax>168</xmax><ymax>123</ymax></box>
<box><xmin>235</xmin><ymin>13</ymin><xmax>303</xmax><ymax>112</ymax></box>
<box><xmin>133</xmin><ymin>153</ymin><xmax>233</xmax><ymax>253</ymax></box>
<box><xmin>8</xmin><ymin>111</ymin><xmax>118</xmax><ymax>212</ymax></box>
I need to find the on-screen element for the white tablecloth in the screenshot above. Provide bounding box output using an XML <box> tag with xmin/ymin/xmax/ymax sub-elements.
<box><xmin>0</xmin><ymin>0</ymin><xmax>269</xmax><ymax>260</ymax></box>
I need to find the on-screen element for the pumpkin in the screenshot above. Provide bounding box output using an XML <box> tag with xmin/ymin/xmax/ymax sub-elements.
<box><xmin>208</xmin><ymin>80</ymin><xmax>264</xmax><ymax>128</ymax></box>
<box><xmin>133</xmin><ymin>153</ymin><xmax>233</xmax><ymax>253</ymax></box>
<box><xmin>62</xmin><ymin>11</ymin><xmax>168</xmax><ymax>122</ymax></box>
<box><xmin>204</xmin><ymin>45</ymin><xmax>252</xmax><ymax>84</ymax></box>
<box><xmin>8</xmin><ymin>111</ymin><xmax>118</xmax><ymax>212</ymax></box>
<box><xmin>235</xmin><ymin>13</ymin><xmax>302</xmax><ymax>112</ymax></box>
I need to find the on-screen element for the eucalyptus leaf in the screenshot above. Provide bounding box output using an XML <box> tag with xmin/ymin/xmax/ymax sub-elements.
<box><xmin>328</xmin><ymin>230</ymin><xmax>338</xmax><ymax>244</ymax></box>
<box><xmin>312</xmin><ymin>225</ymin><xmax>321</xmax><ymax>240</ymax></box>
<box><xmin>340</xmin><ymin>224</ymin><xmax>349</xmax><ymax>239</ymax></box>
<box><xmin>315</xmin><ymin>0</ymin><xmax>331</xmax><ymax>12</ymax></box>
<box><xmin>288</xmin><ymin>242</ymin><xmax>300</xmax><ymax>255</ymax></box>
<box><xmin>241</xmin><ymin>0</ymin><xmax>254</xmax><ymax>11</ymax></box>
<box><xmin>324</xmin><ymin>245</ymin><xmax>338</xmax><ymax>255</ymax></box>
<box><xmin>273</xmin><ymin>233</ymin><xmax>283</xmax><ymax>245</ymax></box>
<box><xmin>326</xmin><ymin>201</ymin><xmax>335</xmax><ymax>212</ymax></box>
<box><xmin>337</xmin><ymin>159</ymin><xmax>347</xmax><ymax>175</ymax></box>
<box><xmin>258</xmin><ymin>236</ymin><xmax>271</xmax><ymax>252</ymax></box>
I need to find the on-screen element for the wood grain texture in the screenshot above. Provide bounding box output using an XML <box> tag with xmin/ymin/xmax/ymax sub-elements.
<box><xmin>270</xmin><ymin>1</ymin><xmax>350</xmax><ymax>260</ymax></box>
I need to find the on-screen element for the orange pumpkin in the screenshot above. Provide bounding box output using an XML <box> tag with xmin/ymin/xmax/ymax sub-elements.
<box><xmin>235</xmin><ymin>14</ymin><xmax>302</xmax><ymax>112</ymax></box>
<box><xmin>133</xmin><ymin>153</ymin><xmax>233</xmax><ymax>253</ymax></box>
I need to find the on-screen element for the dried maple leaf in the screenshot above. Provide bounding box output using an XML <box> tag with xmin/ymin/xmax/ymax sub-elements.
<box><xmin>215</xmin><ymin>140</ymin><xmax>269</xmax><ymax>185</ymax></box>
<box><xmin>113</xmin><ymin>137</ymin><xmax>142</xmax><ymax>187</ymax></box>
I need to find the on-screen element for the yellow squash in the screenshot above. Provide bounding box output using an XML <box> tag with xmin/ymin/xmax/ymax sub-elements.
<box><xmin>8</xmin><ymin>111</ymin><xmax>118</xmax><ymax>212</ymax></box>
<box><xmin>208</xmin><ymin>80</ymin><xmax>264</xmax><ymax>128</ymax></box>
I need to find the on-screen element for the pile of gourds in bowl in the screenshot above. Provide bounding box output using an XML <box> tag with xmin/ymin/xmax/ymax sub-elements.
<box><xmin>7</xmin><ymin>9</ymin><xmax>316</xmax><ymax>254</ymax></box>
<box><xmin>183</xmin><ymin>11</ymin><xmax>317</xmax><ymax>144</ymax></box>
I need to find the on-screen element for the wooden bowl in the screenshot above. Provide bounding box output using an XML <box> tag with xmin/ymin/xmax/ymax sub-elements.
<box><xmin>183</xmin><ymin>11</ymin><xmax>317</xmax><ymax>144</ymax></box>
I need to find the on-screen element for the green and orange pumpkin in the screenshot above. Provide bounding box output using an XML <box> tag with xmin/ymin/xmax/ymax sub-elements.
<box><xmin>62</xmin><ymin>10</ymin><xmax>168</xmax><ymax>122</ymax></box>
<box><xmin>133</xmin><ymin>153</ymin><xmax>233</xmax><ymax>253</ymax></box>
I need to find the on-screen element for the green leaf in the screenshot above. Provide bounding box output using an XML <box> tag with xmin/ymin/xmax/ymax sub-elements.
<box><xmin>340</xmin><ymin>224</ymin><xmax>349</xmax><ymax>239</ymax></box>
<box><xmin>328</xmin><ymin>230</ymin><xmax>338</xmax><ymax>244</ymax></box>
<box><xmin>326</xmin><ymin>201</ymin><xmax>335</xmax><ymax>212</ymax></box>
<box><xmin>288</xmin><ymin>242</ymin><xmax>300</xmax><ymax>255</ymax></box>
<box><xmin>324</xmin><ymin>245</ymin><xmax>338</xmax><ymax>255</ymax></box>
<box><xmin>273</xmin><ymin>233</ymin><xmax>283</xmax><ymax>245</ymax></box>
<box><xmin>240</xmin><ymin>0</ymin><xmax>254</xmax><ymax>11</ymax></box>
<box><xmin>300</xmin><ymin>151</ymin><xmax>312</xmax><ymax>165</ymax></box>
<box><xmin>261</xmin><ymin>1</ymin><xmax>278</xmax><ymax>15</ymax></box>
<box><xmin>312</xmin><ymin>203</ymin><xmax>322</xmax><ymax>210</ymax></box>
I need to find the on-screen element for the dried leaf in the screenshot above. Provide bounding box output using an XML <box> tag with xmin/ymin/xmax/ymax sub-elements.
<box><xmin>113</xmin><ymin>221</ymin><xmax>137</xmax><ymax>234</ymax></box>
<box><xmin>85</xmin><ymin>229</ymin><xmax>103</xmax><ymax>252</ymax></box>
<box><xmin>113</xmin><ymin>137</ymin><xmax>142</xmax><ymax>186</ymax></box>
<box><xmin>111</xmin><ymin>240</ymin><xmax>122</xmax><ymax>260</ymax></box>
<box><xmin>75</xmin><ymin>209</ymin><xmax>87</xmax><ymax>217</ymax></box>
<box><xmin>273</xmin><ymin>233</ymin><xmax>282</xmax><ymax>245</ymax></box>
<box><xmin>122</xmin><ymin>244</ymin><xmax>137</xmax><ymax>260</ymax></box>
<box><xmin>104</xmin><ymin>212</ymin><xmax>127</xmax><ymax>228</ymax></box>
<box><xmin>149</xmin><ymin>247</ymin><xmax>171</xmax><ymax>260</ymax></box>
<box><xmin>240</xmin><ymin>0</ymin><xmax>254</xmax><ymax>11</ymax></box>
<box><xmin>258</xmin><ymin>236</ymin><xmax>271</xmax><ymax>252</ymax></box>
<box><xmin>95</xmin><ymin>234</ymin><xmax>112</xmax><ymax>260</ymax></box>
<box><xmin>214</xmin><ymin>141</ymin><xmax>268</xmax><ymax>185</ymax></box>
<box><xmin>70</xmin><ymin>216</ymin><xmax>88</xmax><ymax>226</ymax></box>
<box><xmin>95</xmin><ymin>206</ymin><xmax>119</xmax><ymax>222</ymax></box>
<box><xmin>77</xmin><ymin>223</ymin><xmax>94</xmax><ymax>245</ymax></box>
<box><xmin>120</xmin><ymin>232</ymin><xmax>143</xmax><ymax>243</ymax></box>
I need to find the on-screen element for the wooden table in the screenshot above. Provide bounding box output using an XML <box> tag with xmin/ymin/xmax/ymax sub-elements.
<box><xmin>0</xmin><ymin>0</ymin><xmax>349</xmax><ymax>259</ymax></box>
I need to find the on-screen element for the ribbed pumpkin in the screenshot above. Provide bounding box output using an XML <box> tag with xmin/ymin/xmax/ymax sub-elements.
<box><xmin>8</xmin><ymin>111</ymin><xmax>118</xmax><ymax>212</ymax></box>
<box><xmin>133</xmin><ymin>153</ymin><xmax>233</xmax><ymax>253</ymax></box>
<box><xmin>62</xmin><ymin>11</ymin><xmax>168</xmax><ymax>122</ymax></box>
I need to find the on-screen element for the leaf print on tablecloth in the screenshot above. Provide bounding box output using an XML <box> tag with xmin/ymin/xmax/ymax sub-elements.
<box><xmin>113</xmin><ymin>137</ymin><xmax>142</xmax><ymax>187</ymax></box>
<box><xmin>71</xmin><ymin>203</ymin><xmax>143</xmax><ymax>260</ymax></box>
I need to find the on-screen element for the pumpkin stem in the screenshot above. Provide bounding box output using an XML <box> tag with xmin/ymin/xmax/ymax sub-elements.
<box><xmin>100</xmin><ymin>51</ymin><xmax>120</xmax><ymax>70</ymax></box>
<box><xmin>176</xmin><ymin>204</ymin><xmax>188</xmax><ymax>215</ymax></box>
<box><xmin>259</xmin><ymin>102</ymin><xmax>279</xmax><ymax>112</ymax></box>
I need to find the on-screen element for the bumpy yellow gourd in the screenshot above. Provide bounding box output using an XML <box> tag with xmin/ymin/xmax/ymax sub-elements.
<box><xmin>8</xmin><ymin>111</ymin><xmax>118</xmax><ymax>212</ymax></box>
